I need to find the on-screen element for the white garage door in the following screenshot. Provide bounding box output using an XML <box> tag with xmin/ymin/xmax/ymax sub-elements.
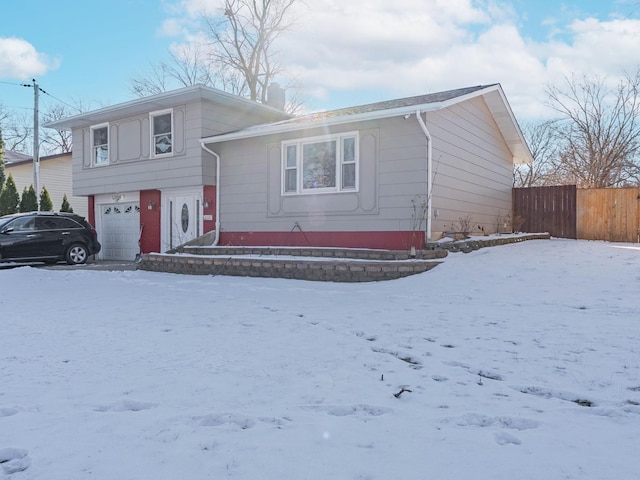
<box><xmin>100</xmin><ymin>202</ymin><xmax>140</xmax><ymax>260</ymax></box>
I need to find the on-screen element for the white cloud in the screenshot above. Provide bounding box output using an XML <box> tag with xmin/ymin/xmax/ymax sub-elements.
<box><xmin>544</xmin><ymin>18</ymin><xmax>640</xmax><ymax>79</ymax></box>
<box><xmin>0</xmin><ymin>37</ymin><xmax>58</xmax><ymax>80</ymax></box>
<box><xmin>280</xmin><ymin>0</ymin><xmax>549</xmax><ymax>116</ymax></box>
<box><xmin>158</xmin><ymin>18</ymin><xmax>187</xmax><ymax>37</ymax></box>
<box><xmin>175</xmin><ymin>0</ymin><xmax>221</xmax><ymax>18</ymax></box>
<box><xmin>278</xmin><ymin>1</ymin><xmax>640</xmax><ymax>119</ymax></box>
<box><xmin>159</xmin><ymin>0</ymin><xmax>640</xmax><ymax>121</ymax></box>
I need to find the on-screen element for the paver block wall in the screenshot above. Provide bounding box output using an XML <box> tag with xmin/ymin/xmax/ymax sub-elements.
<box><xmin>138</xmin><ymin>255</ymin><xmax>442</xmax><ymax>282</ymax></box>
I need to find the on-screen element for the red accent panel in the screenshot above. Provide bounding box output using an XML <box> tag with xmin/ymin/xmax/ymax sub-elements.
<box><xmin>203</xmin><ymin>185</ymin><xmax>216</xmax><ymax>233</ymax></box>
<box><xmin>139</xmin><ymin>190</ymin><xmax>161</xmax><ymax>253</ymax></box>
<box><xmin>219</xmin><ymin>230</ymin><xmax>425</xmax><ymax>251</ymax></box>
<box><xmin>88</xmin><ymin>196</ymin><xmax>96</xmax><ymax>226</ymax></box>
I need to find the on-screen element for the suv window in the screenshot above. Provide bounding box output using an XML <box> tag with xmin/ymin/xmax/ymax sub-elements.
<box><xmin>36</xmin><ymin>217</ymin><xmax>81</xmax><ymax>230</ymax></box>
<box><xmin>8</xmin><ymin>217</ymin><xmax>36</xmax><ymax>231</ymax></box>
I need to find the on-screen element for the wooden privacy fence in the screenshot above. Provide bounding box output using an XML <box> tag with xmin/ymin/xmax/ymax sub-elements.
<box><xmin>513</xmin><ymin>186</ymin><xmax>577</xmax><ymax>239</ymax></box>
<box><xmin>513</xmin><ymin>186</ymin><xmax>640</xmax><ymax>243</ymax></box>
<box><xmin>577</xmin><ymin>188</ymin><xmax>640</xmax><ymax>243</ymax></box>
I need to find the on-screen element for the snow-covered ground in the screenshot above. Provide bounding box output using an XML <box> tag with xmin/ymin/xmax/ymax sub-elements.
<box><xmin>1</xmin><ymin>238</ymin><xmax>639</xmax><ymax>479</ymax></box>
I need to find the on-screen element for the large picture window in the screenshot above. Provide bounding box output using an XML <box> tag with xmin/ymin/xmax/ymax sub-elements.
<box><xmin>151</xmin><ymin>110</ymin><xmax>173</xmax><ymax>156</ymax></box>
<box><xmin>282</xmin><ymin>132</ymin><xmax>358</xmax><ymax>194</ymax></box>
<box><xmin>91</xmin><ymin>124</ymin><xmax>109</xmax><ymax>166</ymax></box>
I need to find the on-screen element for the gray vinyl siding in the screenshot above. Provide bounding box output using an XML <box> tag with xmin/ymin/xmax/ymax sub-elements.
<box><xmin>212</xmin><ymin>96</ymin><xmax>513</xmax><ymax>236</ymax></box>
<box><xmin>71</xmin><ymin>99</ymin><xmax>282</xmax><ymax>196</ymax></box>
<box><xmin>427</xmin><ymin>97</ymin><xmax>514</xmax><ymax>234</ymax></box>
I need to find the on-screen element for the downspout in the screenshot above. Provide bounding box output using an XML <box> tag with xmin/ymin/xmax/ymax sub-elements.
<box><xmin>200</xmin><ymin>142</ymin><xmax>221</xmax><ymax>246</ymax></box>
<box><xmin>415</xmin><ymin>110</ymin><xmax>433</xmax><ymax>243</ymax></box>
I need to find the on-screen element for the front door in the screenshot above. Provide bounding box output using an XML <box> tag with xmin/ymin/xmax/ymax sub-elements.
<box><xmin>166</xmin><ymin>194</ymin><xmax>201</xmax><ymax>250</ymax></box>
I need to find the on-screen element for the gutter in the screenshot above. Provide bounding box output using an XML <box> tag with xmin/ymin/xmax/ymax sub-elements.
<box><xmin>414</xmin><ymin>110</ymin><xmax>433</xmax><ymax>243</ymax></box>
<box><xmin>199</xmin><ymin>142</ymin><xmax>222</xmax><ymax>246</ymax></box>
<box><xmin>200</xmin><ymin>102</ymin><xmax>444</xmax><ymax>144</ymax></box>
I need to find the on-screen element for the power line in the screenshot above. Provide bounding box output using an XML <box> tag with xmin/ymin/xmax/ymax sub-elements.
<box><xmin>41</xmin><ymin>90</ymin><xmax>83</xmax><ymax>114</ymax></box>
<box><xmin>0</xmin><ymin>105</ymin><xmax>33</xmax><ymax>111</ymax></box>
<box><xmin>1</xmin><ymin>79</ymin><xmax>82</xmax><ymax>114</ymax></box>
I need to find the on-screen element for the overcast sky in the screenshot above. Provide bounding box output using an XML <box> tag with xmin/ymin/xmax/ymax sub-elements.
<box><xmin>1</xmin><ymin>0</ymin><xmax>639</xmax><ymax>123</ymax></box>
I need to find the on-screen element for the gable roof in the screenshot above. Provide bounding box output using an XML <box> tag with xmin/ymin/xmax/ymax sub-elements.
<box><xmin>202</xmin><ymin>84</ymin><xmax>533</xmax><ymax>165</ymax></box>
<box><xmin>44</xmin><ymin>84</ymin><xmax>291</xmax><ymax>131</ymax></box>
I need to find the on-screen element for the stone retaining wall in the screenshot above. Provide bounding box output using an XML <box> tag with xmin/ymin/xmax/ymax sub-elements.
<box><xmin>428</xmin><ymin>233</ymin><xmax>551</xmax><ymax>253</ymax></box>
<box><xmin>180</xmin><ymin>245</ymin><xmax>448</xmax><ymax>261</ymax></box>
<box><xmin>138</xmin><ymin>254</ymin><xmax>442</xmax><ymax>282</ymax></box>
<box><xmin>137</xmin><ymin>234</ymin><xmax>550</xmax><ymax>282</ymax></box>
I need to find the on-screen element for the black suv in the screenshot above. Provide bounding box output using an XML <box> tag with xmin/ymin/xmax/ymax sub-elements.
<box><xmin>0</xmin><ymin>212</ymin><xmax>101</xmax><ymax>265</ymax></box>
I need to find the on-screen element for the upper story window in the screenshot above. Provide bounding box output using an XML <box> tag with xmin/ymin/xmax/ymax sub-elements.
<box><xmin>282</xmin><ymin>132</ymin><xmax>359</xmax><ymax>195</ymax></box>
<box><xmin>91</xmin><ymin>124</ymin><xmax>109</xmax><ymax>166</ymax></box>
<box><xmin>151</xmin><ymin>109</ymin><xmax>173</xmax><ymax>157</ymax></box>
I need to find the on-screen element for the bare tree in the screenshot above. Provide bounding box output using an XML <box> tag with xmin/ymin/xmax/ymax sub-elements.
<box><xmin>131</xmin><ymin>0</ymin><xmax>300</xmax><ymax>109</ymax></box>
<box><xmin>204</xmin><ymin>0</ymin><xmax>298</xmax><ymax>103</ymax></box>
<box><xmin>131</xmin><ymin>43</ymin><xmax>217</xmax><ymax>97</ymax></box>
<box><xmin>546</xmin><ymin>70</ymin><xmax>640</xmax><ymax>187</ymax></box>
<box><xmin>0</xmin><ymin>110</ymin><xmax>31</xmax><ymax>153</ymax></box>
<box><xmin>0</xmin><ymin>102</ymin><xmax>82</xmax><ymax>156</ymax></box>
<box><xmin>41</xmin><ymin>104</ymin><xmax>75</xmax><ymax>154</ymax></box>
<box><xmin>514</xmin><ymin>120</ymin><xmax>563</xmax><ymax>187</ymax></box>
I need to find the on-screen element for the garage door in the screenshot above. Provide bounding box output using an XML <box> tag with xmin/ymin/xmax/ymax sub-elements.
<box><xmin>100</xmin><ymin>202</ymin><xmax>140</xmax><ymax>260</ymax></box>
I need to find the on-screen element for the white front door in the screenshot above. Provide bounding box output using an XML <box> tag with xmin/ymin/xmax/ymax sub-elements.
<box><xmin>165</xmin><ymin>193</ymin><xmax>202</xmax><ymax>250</ymax></box>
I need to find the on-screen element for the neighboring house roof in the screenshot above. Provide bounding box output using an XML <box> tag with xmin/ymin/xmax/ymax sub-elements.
<box><xmin>44</xmin><ymin>84</ymin><xmax>292</xmax><ymax>131</ymax></box>
<box><xmin>4</xmin><ymin>151</ymin><xmax>71</xmax><ymax>167</ymax></box>
<box><xmin>4</xmin><ymin>150</ymin><xmax>32</xmax><ymax>165</ymax></box>
<box><xmin>202</xmin><ymin>84</ymin><xmax>533</xmax><ymax>165</ymax></box>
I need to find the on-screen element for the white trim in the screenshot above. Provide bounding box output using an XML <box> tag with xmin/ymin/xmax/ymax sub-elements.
<box><xmin>150</xmin><ymin>108</ymin><xmax>174</xmax><ymax>158</ymax></box>
<box><xmin>281</xmin><ymin>131</ymin><xmax>359</xmax><ymax>196</ymax></box>
<box><xmin>204</xmin><ymin>103</ymin><xmax>442</xmax><ymax>144</ymax></box>
<box><xmin>44</xmin><ymin>84</ymin><xmax>291</xmax><ymax>130</ymax></box>
<box><xmin>90</xmin><ymin>123</ymin><xmax>109</xmax><ymax>167</ymax></box>
<box><xmin>200</xmin><ymin>84</ymin><xmax>534</xmax><ymax>166</ymax></box>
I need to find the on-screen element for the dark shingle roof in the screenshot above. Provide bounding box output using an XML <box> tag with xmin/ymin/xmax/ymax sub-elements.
<box><xmin>285</xmin><ymin>84</ymin><xmax>495</xmax><ymax>125</ymax></box>
<box><xmin>200</xmin><ymin>83</ymin><xmax>533</xmax><ymax>165</ymax></box>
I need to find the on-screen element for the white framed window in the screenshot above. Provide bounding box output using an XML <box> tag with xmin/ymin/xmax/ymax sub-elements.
<box><xmin>282</xmin><ymin>132</ymin><xmax>359</xmax><ymax>195</ymax></box>
<box><xmin>150</xmin><ymin>109</ymin><xmax>173</xmax><ymax>157</ymax></box>
<box><xmin>91</xmin><ymin>123</ymin><xmax>109</xmax><ymax>166</ymax></box>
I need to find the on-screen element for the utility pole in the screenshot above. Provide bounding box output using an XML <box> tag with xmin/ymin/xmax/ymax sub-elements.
<box><xmin>22</xmin><ymin>79</ymin><xmax>42</xmax><ymax>200</ymax></box>
<box><xmin>33</xmin><ymin>79</ymin><xmax>40</xmax><ymax>198</ymax></box>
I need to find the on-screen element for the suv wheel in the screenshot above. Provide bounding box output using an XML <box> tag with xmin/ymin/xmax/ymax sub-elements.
<box><xmin>65</xmin><ymin>243</ymin><xmax>89</xmax><ymax>265</ymax></box>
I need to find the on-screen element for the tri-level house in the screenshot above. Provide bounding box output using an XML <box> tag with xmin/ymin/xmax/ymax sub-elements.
<box><xmin>46</xmin><ymin>86</ymin><xmax>290</xmax><ymax>260</ymax></box>
<box><xmin>47</xmin><ymin>83</ymin><xmax>532</xmax><ymax>261</ymax></box>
